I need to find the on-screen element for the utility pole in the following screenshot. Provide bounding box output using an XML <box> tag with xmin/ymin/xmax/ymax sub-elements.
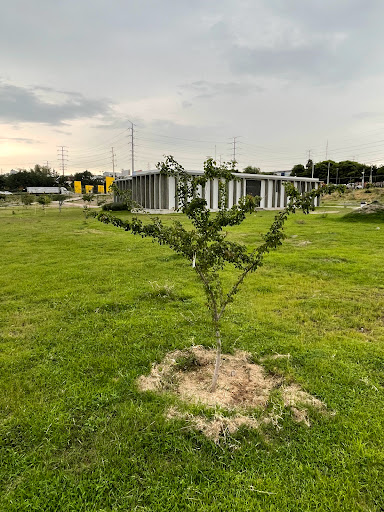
<box><xmin>45</xmin><ymin>160</ymin><xmax>49</xmax><ymax>169</ymax></box>
<box><xmin>57</xmin><ymin>146</ymin><xmax>68</xmax><ymax>176</ymax></box>
<box><xmin>327</xmin><ymin>161</ymin><xmax>330</xmax><ymax>185</ymax></box>
<box><xmin>336</xmin><ymin>167</ymin><xmax>339</xmax><ymax>185</ymax></box>
<box><xmin>308</xmin><ymin>149</ymin><xmax>313</xmax><ymax>178</ymax></box>
<box><xmin>369</xmin><ymin>165</ymin><xmax>373</xmax><ymax>184</ymax></box>
<box><xmin>362</xmin><ymin>170</ymin><xmax>365</xmax><ymax>188</ymax></box>
<box><xmin>111</xmin><ymin>147</ymin><xmax>116</xmax><ymax>178</ymax></box>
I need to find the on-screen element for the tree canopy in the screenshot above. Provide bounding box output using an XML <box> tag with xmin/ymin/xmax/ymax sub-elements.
<box><xmin>243</xmin><ymin>165</ymin><xmax>261</xmax><ymax>174</ymax></box>
<box><xmin>0</xmin><ymin>165</ymin><xmax>64</xmax><ymax>191</ymax></box>
<box><xmin>291</xmin><ymin>159</ymin><xmax>384</xmax><ymax>184</ymax></box>
<box><xmin>72</xmin><ymin>170</ymin><xmax>104</xmax><ymax>186</ymax></box>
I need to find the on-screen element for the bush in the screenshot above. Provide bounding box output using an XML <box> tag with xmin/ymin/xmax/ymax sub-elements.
<box><xmin>21</xmin><ymin>194</ymin><xmax>36</xmax><ymax>206</ymax></box>
<box><xmin>101</xmin><ymin>202</ymin><xmax>130</xmax><ymax>211</ymax></box>
<box><xmin>37</xmin><ymin>195</ymin><xmax>52</xmax><ymax>208</ymax></box>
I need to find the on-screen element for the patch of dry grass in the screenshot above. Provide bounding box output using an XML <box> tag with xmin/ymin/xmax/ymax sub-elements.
<box><xmin>137</xmin><ymin>346</ymin><xmax>329</xmax><ymax>440</ymax></box>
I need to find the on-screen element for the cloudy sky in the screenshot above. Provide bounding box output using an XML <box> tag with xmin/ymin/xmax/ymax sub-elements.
<box><xmin>1</xmin><ymin>0</ymin><xmax>384</xmax><ymax>175</ymax></box>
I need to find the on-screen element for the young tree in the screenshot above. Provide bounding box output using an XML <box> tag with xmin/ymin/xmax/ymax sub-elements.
<box><xmin>21</xmin><ymin>194</ymin><xmax>35</xmax><ymax>207</ymax></box>
<box><xmin>93</xmin><ymin>157</ymin><xmax>342</xmax><ymax>391</ymax></box>
<box><xmin>37</xmin><ymin>195</ymin><xmax>52</xmax><ymax>211</ymax></box>
<box><xmin>82</xmin><ymin>193</ymin><xmax>94</xmax><ymax>205</ymax></box>
<box><xmin>55</xmin><ymin>194</ymin><xmax>68</xmax><ymax>213</ymax></box>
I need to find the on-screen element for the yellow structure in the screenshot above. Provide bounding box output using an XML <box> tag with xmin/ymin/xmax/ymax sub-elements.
<box><xmin>74</xmin><ymin>181</ymin><xmax>82</xmax><ymax>194</ymax></box>
<box><xmin>105</xmin><ymin>176</ymin><xmax>115</xmax><ymax>193</ymax></box>
<box><xmin>98</xmin><ymin>185</ymin><xmax>105</xmax><ymax>194</ymax></box>
<box><xmin>85</xmin><ymin>185</ymin><xmax>93</xmax><ymax>194</ymax></box>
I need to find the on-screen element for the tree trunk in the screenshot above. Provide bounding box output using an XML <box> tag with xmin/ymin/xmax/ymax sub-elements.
<box><xmin>210</xmin><ymin>320</ymin><xmax>222</xmax><ymax>392</ymax></box>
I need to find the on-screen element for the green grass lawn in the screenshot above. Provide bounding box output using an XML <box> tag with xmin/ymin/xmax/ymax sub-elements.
<box><xmin>0</xmin><ymin>204</ymin><xmax>383</xmax><ymax>511</ymax></box>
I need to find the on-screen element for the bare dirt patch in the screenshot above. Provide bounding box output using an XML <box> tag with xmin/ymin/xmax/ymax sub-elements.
<box><xmin>357</xmin><ymin>204</ymin><xmax>384</xmax><ymax>214</ymax></box>
<box><xmin>137</xmin><ymin>346</ymin><xmax>329</xmax><ymax>440</ymax></box>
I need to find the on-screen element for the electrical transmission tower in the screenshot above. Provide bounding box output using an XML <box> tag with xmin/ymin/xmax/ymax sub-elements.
<box><xmin>229</xmin><ymin>136</ymin><xmax>241</xmax><ymax>166</ymax></box>
<box><xmin>128</xmin><ymin>121</ymin><xmax>134</xmax><ymax>175</ymax></box>
<box><xmin>57</xmin><ymin>146</ymin><xmax>68</xmax><ymax>176</ymax></box>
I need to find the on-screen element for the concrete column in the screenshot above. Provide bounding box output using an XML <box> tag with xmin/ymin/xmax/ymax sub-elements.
<box><xmin>211</xmin><ymin>178</ymin><xmax>219</xmax><ymax>210</ymax></box>
<box><xmin>280</xmin><ymin>182</ymin><xmax>287</xmax><ymax>208</ymax></box>
<box><xmin>168</xmin><ymin>176</ymin><xmax>176</xmax><ymax>210</ymax></box>
<box><xmin>314</xmin><ymin>182</ymin><xmax>319</xmax><ymax>206</ymax></box>
<box><xmin>132</xmin><ymin>177</ymin><xmax>136</xmax><ymax>203</ymax></box>
<box><xmin>267</xmin><ymin>180</ymin><xmax>273</xmax><ymax>209</ymax></box>
<box><xmin>153</xmin><ymin>175</ymin><xmax>158</xmax><ymax>209</ymax></box>
<box><xmin>228</xmin><ymin>181</ymin><xmax>234</xmax><ymax>208</ymax></box>
<box><xmin>275</xmin><ymin>180</ymin><xmax>279</xmax><ymax>208</ymax></box>
<box><xmin>148</xmin><ymin>175</ymin><xmax>153</xmax><ymax>209</ymax></box>
<box><xmin>159</xmin><ymin>174</ymin><xmax>166</xmax><ymax>209</ymax></box>
<box><xmin>204</xmin><ymin>180</ymin><xmax>211</xmax><ymax>209</ymax></box>
<box><xmin>280</xmin><ymin>182</ymin><xmax>286</xmax><ymax>208</ymax></box>
<box><xmin>136</xmin><ymin>177</ymin><xmax>139</xmax><ymax>205</ymax></box>
<box><xmin>142</xmin><ymin>176</ymin><xmax>145</xmax><ymax>208</ymax></box>
<box><xmin>235</xmin><ymin>180</ymin><xmax>242</xmax><ymax>204</ymax></box>
<box><xmin>260</xmin><ymin>180</ymin><xmax>266</xmax><ymax>208</ymax></box>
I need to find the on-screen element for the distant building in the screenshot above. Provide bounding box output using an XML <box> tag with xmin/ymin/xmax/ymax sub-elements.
<box><xmin>268</xmin><ymin>170</ymin><xmax>292</xmax><ymax>177</ymax></box>
<box><xmin>103</xmin><ymin>169</ymin><xmax>131</xmax><ymax>178</ymax></box>
<box><xmin>115</xmin><ymin>169</ymin><xmax>319</xmax><ymax>212</ymax></box>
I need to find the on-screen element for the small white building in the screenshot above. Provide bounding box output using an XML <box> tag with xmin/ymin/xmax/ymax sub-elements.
<box><xmin>115</xmin><ymin>170</ymin><xmax>319</xmax><ymax>212</ymax></box>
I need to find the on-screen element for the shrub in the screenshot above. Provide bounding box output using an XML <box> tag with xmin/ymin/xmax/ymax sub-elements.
<box><xmin>101</xmin><ymin>202</ymin><xmax>130</xmax><ymax>211</ymax></box>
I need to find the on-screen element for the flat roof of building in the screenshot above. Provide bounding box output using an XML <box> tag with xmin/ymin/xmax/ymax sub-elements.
<box><xmin>116</xmin><ymin>170</ymin><xmax>318</xmax><ymax>182</ymax></box>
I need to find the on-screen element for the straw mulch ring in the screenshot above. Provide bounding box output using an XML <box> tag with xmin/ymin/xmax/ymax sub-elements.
<box><xmin>137</xmin><ymin>345</ymin><xmax>330</xmax><ymax>441</ymax></box>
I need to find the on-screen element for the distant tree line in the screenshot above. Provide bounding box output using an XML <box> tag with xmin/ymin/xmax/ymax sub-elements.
<box><xmin>71</xmin><ymin>170</ymin><xmax>104</xmax><ymax>187</ymax></box>
<box><xmin>291</xmin><ymin>159</ymin><xmax>384</xmax><ymax>184</ymax></box>
<box><xmin>0</xmin><ymin>166</ymin><xmax>104</xmax><ymax>191</ymax></box>
<box><xmin>241</xmin><ymin>160</ymin><xmax>384</xmax><ymax>184</ymax></box>
<box><xmin>0</xmin><ymin>165</ymin><xmax>67</xmax><ymax>191</ymax></box>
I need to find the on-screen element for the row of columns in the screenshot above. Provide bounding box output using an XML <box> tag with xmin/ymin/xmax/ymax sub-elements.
<box><xmin>131</xmin><ymin>174</ymin><xmax>169</xmax><ymax>209</ymax></box>
<box><xmin>122</xmin><ymin>174</ymin><xmax>318</xmax><ymax>210</ymax></box>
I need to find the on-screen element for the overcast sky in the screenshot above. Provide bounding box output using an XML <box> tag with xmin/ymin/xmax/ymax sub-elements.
<box><xmin>1</xmin><ymin>0</ymin><xmax>384</xmax><ymax>175</ymax></box>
